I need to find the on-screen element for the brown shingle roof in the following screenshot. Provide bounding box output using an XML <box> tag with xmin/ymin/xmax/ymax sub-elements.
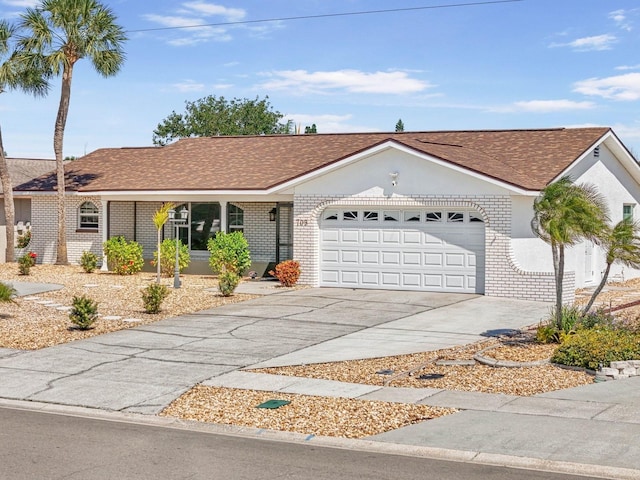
<box><xmin>1</xmin><ymin>158</ymin><xmax>57</xmax><ymax>193</ymax></box>
<box><xmin>14</xmin><ymin>127</ymin><xmax>611</xmax><ymax>193</ymax></box>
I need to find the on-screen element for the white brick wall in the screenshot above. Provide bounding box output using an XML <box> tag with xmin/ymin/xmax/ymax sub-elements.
<box><xmin>232</xmin><ymin>202</ymin><xmax>277</xmax><ymax>262</ymax></box>
<box><xmin>293</xmin><ymin>194</ymin><xmax>574</xmax><ymax>303</ymax></box>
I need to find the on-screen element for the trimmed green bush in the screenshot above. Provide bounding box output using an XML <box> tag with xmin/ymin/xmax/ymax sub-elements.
<box><xmin>551</xmin><ymin>327</ymin><xmax>640</xmax><ymax>370</ymax></box>
<box><xmin>218</xmin><ymin>271</ymin><xmax>240</xmax><ymax>297</ymax></box>
<box><xmin>69</xmin><ymin>295</ymin><xmax>99</xmax><ymax>330</ymax></box>
<box><xmin>103</xmin><ymin>236</ymin><xmax>144</xmax><ymax>275</ymax></box>
<box><xmin>80</xmin><ymin>250</ymin><xmax>99</xmax><ymax>273</ymax></box>
<box><xmin>207</xmin><ymin>232</ymin><xmax>251</xmax><ymax>296</ymax></box>
<box><xmin>152</xmin><ymin>238</ymin><xmax>190</xmax><ymax>277</ymax></box>
<box><xmin>142</xmin><ymin>283</ymin><xmax>170</xmax><ymax>314</ymax></box>
<box><xmin>0</xmin><ymin>282</ymin><xmax>17</xmax><ymax>302</ymax></box>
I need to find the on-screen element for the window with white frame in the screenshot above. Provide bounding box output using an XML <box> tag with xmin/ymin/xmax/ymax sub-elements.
<box><xmin>78</xmin><ymin>201</ymin><xmax>99</xmax><ymax>230</ymax></box>
<box><xmin>623</xmin><ymin>204</ymin><xmax>635</xmax><ymax>221</ymax></box>
<box><xmin>227</xmin><ymin>204</ymin><xmax>244</xmax><ymax>233</ymax></box>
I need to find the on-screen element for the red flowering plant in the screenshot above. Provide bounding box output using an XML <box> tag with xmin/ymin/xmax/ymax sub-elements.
<box><xmin>18</xmin><ymin>251</ymin><xmax>37</xmax><ymax>275</ymax></box>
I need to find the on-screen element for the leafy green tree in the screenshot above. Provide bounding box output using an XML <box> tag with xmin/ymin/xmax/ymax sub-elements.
<box><xmin>304</xmin><ymin>123</ymin><xmax>317</xmax><ymax>134</ymax></box>
<box><xmin>0</xmin><ymin>19</ymin><xmax>49</xmax><ymax>263</ymax></box>
<box><xmin>583</xmin><ymin>219</ymin><xmax>640</xmax><ymax>314</ymax></box>
<box><xmin>395</xmin><ymin>118</ymin><xmax>405</xmax><ymax>132</ymax></box>
<box><xmin>531</xmin><ymin>175</ymin><xmax>609</xmax><ymax>327</ymax></box>
<box><xmin>18</xmin><ymin>0</ymin><xmax>127</xmax><ymax>265</ymax></box>
<box><xmin>152</xmin><ymin>95</ymin><xmax>291</xmax><ymax>146</ymax></box>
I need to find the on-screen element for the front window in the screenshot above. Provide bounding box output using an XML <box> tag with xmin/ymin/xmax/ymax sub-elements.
<box><xmin>623</xmin><ymin>204</ymin><xmax>635</xmax><ymax>221</ymax></box>
<box><xmin>78</xmin><ymin>201</ymin><xmax>99</xmax><ymax>230</ymax></box>
<box><xmin>177</xmin><ymin>202</ymin><xmax>221</xmax><ymax>251</ymax></box>
<box><xmin>227</xmin><ymin>204</ymin><xmax>244</xmax><ymax>233</ymax></box>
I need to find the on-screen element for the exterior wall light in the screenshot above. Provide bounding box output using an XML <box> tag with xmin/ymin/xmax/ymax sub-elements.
<box><xmin>389</xmin><ymin>172</ymin><xmax>399</xmax><ymax>187</ymax></box>
<box><xmin>269</xmin><ymin>207</ymin><xmax>277</xmax><ymax>221</ymax></box>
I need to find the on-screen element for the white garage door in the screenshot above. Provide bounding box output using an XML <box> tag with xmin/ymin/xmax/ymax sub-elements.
<box><xmin>320</xmin><ymin>208</ymin><xmax>485</xmax><ymax>293</ymax></box>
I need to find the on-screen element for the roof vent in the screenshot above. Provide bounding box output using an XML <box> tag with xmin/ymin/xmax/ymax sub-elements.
<box><xmin>594</xmin><ymin>146</ymin><xmax>600</xmax><ymax>158</ymax></box>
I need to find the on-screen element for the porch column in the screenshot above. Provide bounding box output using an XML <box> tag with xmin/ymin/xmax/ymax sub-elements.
<box><xmin>220</xmin><ymin>200</ymin><xmax>227</xmax><ymax>233</ymax></box>
<box><xmin>100</xmin><ymin>200</ymin><xmax>109</xmax><ymax>271</ymax></box>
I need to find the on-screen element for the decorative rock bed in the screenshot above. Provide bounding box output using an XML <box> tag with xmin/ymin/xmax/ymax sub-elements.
<box><xmin>473</xmin><ymin>343</ymin><xmax>551</xmax><ymax>368</ymax></box>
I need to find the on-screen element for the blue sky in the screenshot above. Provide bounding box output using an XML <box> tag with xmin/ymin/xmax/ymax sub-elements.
<box><xmin>1</xmin><ymin>0</ymin><xmax>640</xmax><ymax>158</ymax></box>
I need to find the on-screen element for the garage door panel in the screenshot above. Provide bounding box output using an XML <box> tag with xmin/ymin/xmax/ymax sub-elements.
<box><xmin>320</xmin><ymin>208</ymin><xmax>485</xmax><ymax>293</ymax></box>
<box><xmin>341</xmin><ymin>250</ymin><xmax>359</xmax><ymax>264</ymax></box>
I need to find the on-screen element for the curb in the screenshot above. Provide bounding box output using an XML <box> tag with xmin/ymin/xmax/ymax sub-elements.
<box><xmin>0</xmin><ymin>397</ymin><xmax>637</xmax><ymax>480</ymax></box>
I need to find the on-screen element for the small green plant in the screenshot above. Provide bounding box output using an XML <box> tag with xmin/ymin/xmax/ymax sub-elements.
<box><xmin>142</xmin><ymin>283</ymin><xmax>170</xmax><ymax>314</ymax></box>
<box><xmin>103</xmin><ymin>236</ymin><xmax>144</xmax><ymax>275</ymax></box>
<box><xmin>18</xmin><ymin>251</ymin><xmax>37</xmax><ymax>275</ymax></box>
<box><xmin>0</xmin><ymin>282</ymin><xmax>17</xmax><ymax>302</ymax></box>
<box><xmin>16</xmin><ymin>230</ymin><xmax>31</xmax><ymax>248</ymax></box>
<box><xmin>80</xmin><ymin>250</ymin><xmax>99</xmax><ymax>273</ymax></box>
<box><xmin>152</xmin><ymin>238</ymin><xmax>190</xmax><ymax>277</ymax></box>
<box><xmin>269</xmin><ymin>260</ymin><xmax>301</xmax><ymax>287</ymax></box>
<box><xmin>218</xmin><ymin>271</ymin><xmax>240</xmax><ymax>297</ymax></box>
<box><xmin>69</xmin><ymin>295</ymin><xmax>99</xmax><ymax>330</ymax></box>
<box><xmin>207</xmin><ymin>232</ymin><xmax>251</xmax><ymax>296</ymax></box>
<box><xmin>551</xmin><ymin>327</ymin><xmax>640</xmax><ymax>370</ymax></box>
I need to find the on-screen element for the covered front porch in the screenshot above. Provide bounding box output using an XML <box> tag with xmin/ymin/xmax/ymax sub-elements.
<box><xmin>102</xmin><ymin>197</ymin><xmax>294</xmax><ymax>276</ymax></box>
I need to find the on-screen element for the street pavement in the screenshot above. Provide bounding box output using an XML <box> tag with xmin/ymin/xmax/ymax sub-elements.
<box><xmin>1</xmin><ymin>282</ymin><xmax>638</xmax><ymax>479</ymax></box>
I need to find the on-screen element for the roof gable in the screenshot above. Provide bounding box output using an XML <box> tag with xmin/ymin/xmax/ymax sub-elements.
<box><xmin>14</xmin><ymin>127</ymin><xmax>612</xmax><ymax>193</ymax></box>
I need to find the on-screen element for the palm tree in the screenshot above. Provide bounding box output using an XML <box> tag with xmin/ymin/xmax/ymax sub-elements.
<box><xmin>153</xmin><ymin>202</ymin><xmax>174</xmax><ymax>284</ymax></box>
<box><xmin>531</xmin><ymin>175</ymin><xmax>609</xmax><ymax>327</ymax></box>
<box><xmin>582</xmin><ymin>219</ymin><xmax>640</xmax><ymax>314</ymax></box>
<box><xmin>18</xmin><ymin>0</ymin><xmax>126</xmax><ymax>264</ymax></box>
<box><xmin>0</xmin><ymin>20</ymin><xmax>49</xmax><ymax>262</ymax></box>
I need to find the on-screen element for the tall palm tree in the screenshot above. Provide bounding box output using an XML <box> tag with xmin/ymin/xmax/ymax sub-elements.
<box><xmin>531</xmin><ymin>175</ymin><xmax>609</xmax><ymax>327</ymax></box>
<box><xmin>582</xmin><ymin>219</ymin><xmax>640</xmax><ymax>314</ymax></box>
<box><xmin>0</xmin><ymin>20</ymin><xmax>49</xmax><ymax>262</ymax></box>
<box><xmin>18</xmin><ymin>0</ymin><xmax>126</xmax><ymax>264</ymax></box>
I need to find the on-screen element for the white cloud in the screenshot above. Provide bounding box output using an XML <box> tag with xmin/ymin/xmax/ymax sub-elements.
<box><xmin>180</xmin><ymin>2</ymin><xmax>245</xmax><ymax>21</ymax></box>
<box><xmin>610</xmin><ymin>9</ymin><xmax>634</xmax><ymax>31</ymax></box>
<box><xmin>259</xmin><ymin>69</ymin><xmax>432</xmax><ymax>95</ymax></box>
<box><xmin>283</xmin><ymin>113</ymin><xmax>376</xmax><ymax>133</ymax></box>
<box><xmin>511</xmin><ymin>99</ymin><xmax>595</xmax><ymax>113</ymax></box>
<box><xmin>616</xmin><ymin>64</ymin><xmax>640</xmax><ymax>71</ymax></box>
<box><xmin>171</xmin><ymin>80</ymin><xmax>206</xmax><ymax>93</ymax></box>
<box><xmin>550</xmin><ymin>34</ymin><xmax>617</xmax><ymax>51</ymax></box>
<box><xmin>574</xmin><ymin>73</ymin><xmax>640</xmax><ymax>101</ymax></box>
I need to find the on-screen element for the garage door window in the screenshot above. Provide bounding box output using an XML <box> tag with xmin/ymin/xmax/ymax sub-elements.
<box><xmin>383</xmin><ymin>211</ymin><xmax>399</xmax><ymax>222</ymax></box>
<box><xmin>404</xmin><ymin>211</ymin><xmax>421</xmax><ymax>222</ymax></box>
<box><xmin>324</xmin><ymin>210</ymin><xmax>339</xmax><ymax>221</ymax></box>
<box><xmin>364</xmin><ymin>211</ymin><xmax>379</xmax><ymax>221</ymax></box>
<box><xmin>426</xmin><ymin>211</ymin><xmax>442</xmax><ymax>222</ymax></box>
<box><xmin>343</xmin><ymin>211</ymin><xmax>358</xmax><ymax>221</ymax></box>
<box><xmin>469</xmin><ymin>212</ymin><xmax>484</xmax><ymax>223</ymax></box>
<box><xmin>447</xmin><ymin>212</ymin><xmax>464</xmax><ymax>222</ymax></box>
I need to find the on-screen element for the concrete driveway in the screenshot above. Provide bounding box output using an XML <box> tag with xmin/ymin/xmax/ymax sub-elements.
<box><xmin>0</xmin><ymin>288</ymin><xmax>551</xmax><ymax>414</ymax></box>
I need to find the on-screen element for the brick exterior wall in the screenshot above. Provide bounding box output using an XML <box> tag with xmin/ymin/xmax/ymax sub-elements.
<box><xmin>29</xmin><ymin>195</ymin><xmax>103</xmax><ymax>264</ymax></box>
<box><xmin>293</xmin><ymin>194</ymin><xmax>574</xmax><ymax>303</ymax></box>
<box><xmin>232</xmin><ymin>202</ymin><xmax>277</xmax><ymax>262</ymax></box>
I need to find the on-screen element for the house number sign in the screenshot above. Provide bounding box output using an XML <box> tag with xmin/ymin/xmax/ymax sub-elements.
<box><xmin>296</xmin><ymin>219</ymin><xmax>309</xmax><ymax>227</ymax></box>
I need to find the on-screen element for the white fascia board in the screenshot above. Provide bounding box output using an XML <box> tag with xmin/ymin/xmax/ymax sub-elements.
<box><xmin>269</xmin><ymin>140</ymin><xmax>537</xmax><ymax>196</ymax></box>
<box><xmin>87</xmin><ymin>191</ymin><xmax>292</xmax><ymax>203</ymax></box>
<box><xmin>553</xmin><ymin>130</ymin><xmax>640</xmax><ymax>184</ymax></box>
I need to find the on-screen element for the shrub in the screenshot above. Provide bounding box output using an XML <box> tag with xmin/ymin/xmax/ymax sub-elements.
<box><xmin>207</xmin><ymin>231</ymin><xmax>251</xmax><ymax>275</ymax></box>
<box><xmin>269</xmin><ymin>260</ymin><xmax>301</xmax><ymax>287</ymax></box>
<box><xmin>152</xmin><ymin>238</ymin><xmax>190</xmax><ymax>277</ymax></box>
<box><xmin>218</xmin><ymin>271</ymin><xmax>240</xmax><ymax>297</ymax></box>
<box><xmin>103</xmin><ymin>236</ymin><xmax>144</xmax><ymax>275</ymax></box>
<box><xmin>80</xmin><ymin>250</ymin><xmax>99</xmax><ymax>273</ymax></box>
<box><xmin>207</xmin><ymin>232</ymin><xmax>251</xmax><ymax>296</ymax></box>
<box><xmin>18</xmin><ymin>251</ymin><xmax>37</xmax><ymax>275</ymax></box>
<box><xmin>16</xmin><ymin>230</ymin><xmax>31</xmax><ymax>248</ymax></box>
<box><xmin>0</xmin><ymin>282</ymin><xmax>16</xmax><ymax>302</ymax></box>
<box><xmin>552</xmin><ymin>327</ymin><xmax>640</xmax><ymax>370</ymax></box>
<box><xmin>69</xmin><ymin>295</ymin><xmax>98</xmax><ymax>330</ymax></box>
<box><xmin>537</xmin><ymin>304</ymin><xmax>597</xmax><ymax>344</ymax></box>
<box><xmin>142</xmin><ymin>283</ymin><xmax>170</xmax><ymax>314</ymax></box>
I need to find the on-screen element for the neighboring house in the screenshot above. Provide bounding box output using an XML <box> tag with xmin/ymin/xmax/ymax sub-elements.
<box><xmin>0</xmin><ymin>157</ymin><xmax>57</xmax><ymax>262</ymax></box>
<box><xmin>13</xmin><ymin>128</ymin><xmax>640</xmax><ymax>302</ymax></box>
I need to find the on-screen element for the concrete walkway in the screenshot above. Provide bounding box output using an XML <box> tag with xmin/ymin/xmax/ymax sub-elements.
<box><xmin>1</xmin><ymin>285</ymin><xmax>638</xmax><ymax>478</ymax></box>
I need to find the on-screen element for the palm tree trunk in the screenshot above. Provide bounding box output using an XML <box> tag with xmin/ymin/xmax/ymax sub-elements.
<box><xmin>583</xmin><ymin>262</ymin><xmax>612</xmax><ymax>314</ymax></box>
<box><xmin>156</xmin><ymin>229</ymin><xmax>161</xmax><ymax>284</ymax></box>
<box><xmin>54</xmin><ymin>63</ymin><xmax>74</xmax><ymax>265</ymax></box>
<box><xmin>552</xmin><ymin>241</ymin><xmax>564</xmax><ymax>328</ymax></box>
<box><xmin>0</xmin><ymin>126</ymin><xmax>15</xmax><ymax>262</ymax></box>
